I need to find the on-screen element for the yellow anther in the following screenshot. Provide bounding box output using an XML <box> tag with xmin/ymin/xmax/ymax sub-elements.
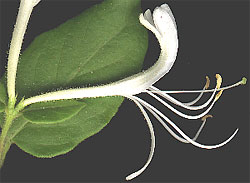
<box><xmin>201</xmin><ymin>114</ymin><xmax>213</xmax><ymax>122</ymax></box>
<box><xmin>215</xmin><ymin>90</ymin><xmax>224</xmax><ymax>101</ymax></box>
<box><xmin>216</xmin><ymin>74</ymin><xmax>222</xmax><ymax>89</ymax></box>
<box><xmin>205</xmin><ymin>76</ymin><xmax>210</xmax><ymax>89</ymax></box>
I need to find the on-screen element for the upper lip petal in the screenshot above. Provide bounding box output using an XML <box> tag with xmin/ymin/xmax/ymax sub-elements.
<box><xmin>153</xmin><ymin>4</ymin><xmax>177</xmax><ymax>31</ymax></box>
<box><xmin>141</xmin><ymin>4</ymin><xmax>177</xmax><ymax>38</ymax></box>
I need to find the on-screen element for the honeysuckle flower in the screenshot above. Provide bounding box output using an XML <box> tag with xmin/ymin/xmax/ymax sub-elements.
<box><xmin>14</xmin><ymin>3</ymin><xmax>246</xmax><ymax>181</ymax></box>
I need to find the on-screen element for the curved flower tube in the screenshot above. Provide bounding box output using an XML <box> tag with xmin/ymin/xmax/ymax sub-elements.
<box><xmin>16</xmin><ymin>3</ymin><xmax>247</xmax><ymax>181</ymax></box>
<box><xmin>21</xmin><ymin>3</ymin><xmax>178</xmax><ymax>106</ymax></box>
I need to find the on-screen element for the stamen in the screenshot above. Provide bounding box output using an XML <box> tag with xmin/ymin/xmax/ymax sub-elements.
<box><xmin>146</xmin><ymin>75</ymin><xmax>220</xmax><ymax>113</ymax></box>
<box><xmin>125</xmin><ymin>96</ymin><xmax>210</xmax><ymax>180</ymax></box>
<box><xmin>149</xmin><ymin>77</ymin><xmax>246</xmax><ymax>94</ymax></box>
<box><xmin>215</xmin><ymin>90</ymin><xmax>224</xmax><ymax>101</ymax></box>
<box><xmin>148</xmin><ymin>76</ymin><xmax>210</xmax><ymax>107</ymax></box>
<box><xmin>143</xmin><ymin>102</ymin><xmax>209</xmax><ymax>143</ymax></box>
<box><xmin>146</xmin><ymin>90</ymin><xmax>217</xmax><ymax>120</ymax></box>
<box><xmin>144</xmin><ymin>103</ymin><xmax>189</xmax><ymax>143</ymax></box>
<box><xmin>125</xmin><ymin>96</ymin><xmax>155</xmax><ymax>181</ymax></box>
<box><xmin>148</xmin><ymin>84</ymin><xmax>216</xmax><ymax>111</ymax></box>
<box><xmin>129</xmin><ymin>95</ymin><xmax>238</xmax><ymax>149</ymax></box>
<box><xmin>214</xmin><ymin>74</ymin><xmax>223</xmax><ymax>101</ymax></box>
<box><xmin>205</xmin><ymin>76</ymin><xmax>211</xmax><ymax>90</ymax></box>
<box><xmin>216</xmin><ymin>74</ymin><xmax>222</xmax><ymax>89</ymax></box>
<box><xmin>201</xmin><ymin>114</ymin><xmax>213</xmax><ymax>121</ymax></box>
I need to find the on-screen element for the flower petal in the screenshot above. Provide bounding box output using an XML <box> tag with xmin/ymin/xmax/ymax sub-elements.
<box><xmin>153</xmin><ymin>4</ymin><xmax>177</xmax><ymax>37</ymax></box>
<box><xmin>144</xmin><ymin>9</ymin><xmax>154</xmax><ymax>26</ymax></box>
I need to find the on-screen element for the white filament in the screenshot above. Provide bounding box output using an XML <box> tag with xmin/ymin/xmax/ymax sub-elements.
<box><xmin>146</xmin><ymin>90</ymin><xmax>217</xmax><ymax>120</ymax></box>
<box><xmin>130</xmin><ymin>95</ymin><xmax>238</xmax><ymax>149</ymax></box>
<box><xmin>149</xmin><ymin>85</ymin><xmax>216</xmax><ymax>110</ymax></box>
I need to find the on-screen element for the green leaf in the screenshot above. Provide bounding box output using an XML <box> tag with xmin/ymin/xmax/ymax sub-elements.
<box><xmin>13</xmin><ymin>97</ymin><xmax>123</xmax><ymax>157</ymax></box>
<box><xmin>0</xmin><ymin>77</ymin><xmax>7</xmax><ymax>105</ymax></box>
<box><xmin>0</xmin><ymin>112</ymin><xmax>4</xmax><ymax>128</ymax></box>
<box><xmin>0</xmin><ymin>103</ymin><xmax>4</xmax><ymax>113</ymax></box>
<box><xmin>3</xmin><ymin>114</ymin><xmax>28</xmax><ymax>143</ymax></box>
<box><xmin>0</xmin><ymin>77</ymin><xmax>7</xmax><ymax>125</ymax></box>
<box><xmin>16</xmin><ymin>0</ymin><xmax>147</xmax><ymax>99</ymax></box>
<box><xmin>23</xmin><ymin>100</ymin><xmax>86</xmax><ymax>124</ymax></box>
<box><xmin>8</xmin><ymin>0</ymin><xmax>148</xmax><ymax>158</ymax></box>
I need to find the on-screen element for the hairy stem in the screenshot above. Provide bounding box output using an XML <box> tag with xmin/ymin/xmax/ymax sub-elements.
<box><xmin>0</xmin><ymin>111</ymin><xmax>15</xmax><ymax>168</ymax></box>
<box><xmin>2</xmin><ymin>0</ymin><xmax>40</xmax><ymax>168</ymax></box>
<box><xmin>0</xmin><ymin>101</ymin><xmax>25</xmax><ymax>168</ymax></box>
<box><xmin>0</xmin><ymin>141</ymin><xmax>11</xmax><ymax>169</ymax></box>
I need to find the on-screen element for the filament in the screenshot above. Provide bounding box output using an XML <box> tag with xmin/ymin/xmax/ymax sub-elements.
<box><xmin>193</xmin><ymin>115</ymin><xmax>212</xmax><ymax>140</ymax></box>
<box><xmin>146</xmin><ymin>90</ymin><xmax>217</xmax><ymax>120</ymax></box>
<box><xmin>129</xmin><ymin>95</ymin><xmax>238</xmax><ymax>149</ymax></box>
<box><xmin>151</xmin><ymin>76</ymin><xmax>210</xmax><ymax>106</ymax></box>
<box><xmin>143</xmin><ymin>103</ymin><xmax>209</xmax><ymax>143</ymax></box>
<box><xmin>148</xmin><ymin>85</ymin><xmax>216</xmax><ymax>110</ymax></box>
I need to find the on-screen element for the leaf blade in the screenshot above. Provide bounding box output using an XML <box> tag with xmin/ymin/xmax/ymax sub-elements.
<box><xmin>13</xmin><ymin>97</ymin><xmax>123</xmax><ymax>157</ymax></box>
<box><xmin>23</xmin><ymin>100</ymin><xmax>86</xmax><ymax>124</ymax></box>
<box><xmin>0</xmin><ymin>77</ymin><xmax>7</xmax><ymax>126</ymax></box>
<box><xmin>0</xmin><ymin>77</ymin><xmax>7</xmax><ymax>106</ymax></box>
<box><xmin>16</xmin><ymin>0</ymin><xmax>147</xmax><ymax>98</ymax></box>
<box><xmin>9</xmin><ymin>0</ymin><xmax>148</xmax><ymax>158</ymax></box>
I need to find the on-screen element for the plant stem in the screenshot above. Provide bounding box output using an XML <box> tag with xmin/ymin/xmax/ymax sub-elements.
<box><xmin>0</xmin><ymin>141</ymin><xmax>11</xmax><ymax>169</ymax></box>
<box><xmin>1</xmin><ymin>0</ymin><xmax>41</xmax><ymax>169</ymax></box>
<box><xmin>0</xmin><ymin>100</ymin><xmax>24</xmax><ymax>168</ymax></box>
<box><xmin>0</xmin><ymin>111</ymin><xmax>15</xmax><ymax>168</ymax></box>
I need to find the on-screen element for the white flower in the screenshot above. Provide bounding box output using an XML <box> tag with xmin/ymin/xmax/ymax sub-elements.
<box><xmin>21</xmin><ymin>4</ymin><xmax>179</xmax><ymax>103</ymax></box>
<box><xmin>7</xmin><ymin>0</ymin><xmax>41</xmax><ymax>104</ymax></box>
<box><xmin>18</xmin><ymin>3</ymin><xmax>246</xmax><ymax>181</ymax></box>
<box><xmin>32</xmin><ymin>0</ymin><xmax>41</xmax><ymax>7</ymax></box>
